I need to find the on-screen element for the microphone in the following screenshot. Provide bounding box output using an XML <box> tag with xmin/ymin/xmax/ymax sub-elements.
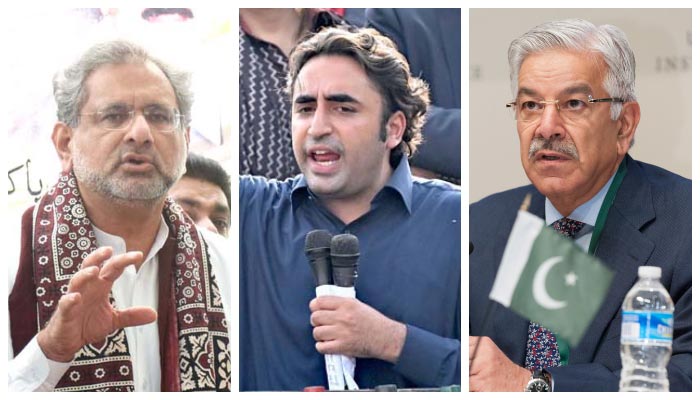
<box><xmin>330</xmin><ymin>234</ymin><xmax>359</xmax><ymax>288</ymax></box>
<box><xmin>328</xmin><ymin>233</ymin><xmax>360</xmax><ymax>390</ymax></box>
<box><xmin>305</xmin><ymin>230</ymin><xmax>347</xmax><ymax>390</ymax></box>
<box><xmin>470</xmin><ymin>241</ymin><xmax>474</xmax><ymax>255</ymax></box>
<box><xmin>305</xmin><ymin>230</ymin><xmax>333</xmax><ymax>286</ymax></box>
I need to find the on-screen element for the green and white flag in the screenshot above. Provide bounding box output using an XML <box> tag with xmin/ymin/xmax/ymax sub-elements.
<box><xmin>489</xmin><ymin>210</ymin><xmax>615</xmax><ymax>347</ymax></box>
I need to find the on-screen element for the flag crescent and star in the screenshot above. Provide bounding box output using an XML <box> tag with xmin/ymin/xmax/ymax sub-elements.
<box><xmin>489</xmin><ymin>209</ymin><xmax>614</xmax><ymax>347</ymax></box>
<box><xmin>533</xmin><ymin>256</ymin><xmax>567</xmax><ymax>310</ymax></box>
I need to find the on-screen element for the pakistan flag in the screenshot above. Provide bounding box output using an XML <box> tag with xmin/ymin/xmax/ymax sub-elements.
<box><xmin>489</xmin><ymin>210</ymin><xmax>614</xmax><ymax>347</ymax></box>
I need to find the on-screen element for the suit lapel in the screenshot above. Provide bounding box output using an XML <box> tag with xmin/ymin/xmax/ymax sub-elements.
<box><xmin>570</xmin><ymin>157</ymin><xmax>656</xmax><ymax>362</ymax></box>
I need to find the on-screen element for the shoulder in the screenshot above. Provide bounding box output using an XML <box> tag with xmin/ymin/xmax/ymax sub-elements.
<box><xmin>239</xmin><ymin>175</ymin><xmax>298</xmax><ymax>204</ymax></box>
<box><xmin>198</xmin><ymin>228</ymin><xmax>230</xmax><ymax>257</ymax></box>
<box><xmin>470</xmin><ymin>185</ymin><xmax>535</xmax><ymax>217</ymax></box>
<box><xmin>469</xmin><ymin>185</ymin><xmax>540</xmax><ymax>243</ymax></box>
<box><xmin>625</xmin><ymin>159</ymin><xmax>691</xmax><ymax>219</ymax></box>
<box><xmin>412</xmin><ymin>177</ymin><xmax>461</xmax><ymax>208</ymax></box>
<box><xmin>632</xmin><ymin>159</ymin><xmax>691</xmax><ymax>195</ymax></box>
<box><xmin>197</xmin><ymin>228</ymin><xmax>232</xmax><ymax>332</ymax></box>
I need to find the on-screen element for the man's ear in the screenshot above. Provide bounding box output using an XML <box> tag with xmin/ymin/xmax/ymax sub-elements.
<box><xmin>384</xmin><ymin>111</ymin><xmax>406</xmax><ymax>150</ymax></box>
<box><xmin>616</xmin><ymin>101</ymin><xmax>640</xmax><ymax>156</ymax></box>
<box><xmin>52</xmin><ymin>122</ymin><xmax>74</xmax><ymax>173</ymax></box>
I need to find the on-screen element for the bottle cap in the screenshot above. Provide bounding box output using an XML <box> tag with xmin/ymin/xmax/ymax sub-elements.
<box><xmin>638</xmin><ymin>266</ymin><xmax>661</xmax><ymax>279</ymax></box>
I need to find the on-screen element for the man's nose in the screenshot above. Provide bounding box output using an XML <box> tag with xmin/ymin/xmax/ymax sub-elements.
<box><xmin>307</xmin><ymin>108</ymin><xmax>332</xmax><ymax>138</ymax></box>
<box><xmin>123</xmin><ymin>112</ymin><xmax>154</xmax><ymax>145</ymax></box>
<box><xmin>534</xmin><ymin>103</ymin><xmax>566</xmax><ymax>140</ymax></box>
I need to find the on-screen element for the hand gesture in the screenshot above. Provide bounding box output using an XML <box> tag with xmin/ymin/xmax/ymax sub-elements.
<box><xmin>36</xmin><ymin>247</ymin><xmax>157</xmax><ymax>362</ymax></box>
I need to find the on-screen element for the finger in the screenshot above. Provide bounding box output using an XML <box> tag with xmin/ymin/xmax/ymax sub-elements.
<box><xmin>469</xmin><ymin>336</ymin><xmax>479</xmax><ymax>358</ymax></box>
<box><xmin>115</xmin><ymin>306</ymin><xmax>157</xmax><ymax>329</ymax></box>
<box><xmin>310</xmin><ymin>296</ymin><xmax>347</xmax><ymax>311</ymax></box>
<box><xmin>312</xmin><ymin>325</ymin><xmax>335</xmax><ymax>342</ymax></box>
<box><xmin>55</xmin><ymin>292</ymin><xmax>83</xmax><ymax>322</ymax></box>
<box><xmin>67</xmin><ymin>265</ymin><xmax>100</xmax><ymax>293</ymax></box>
<box><xmin>99</xmin><ymin>251</ymin><xmax>144</xmax><ymax>282</ymax></box>
<box><xmin>310</xmin><ymin>309</ymin><xmax>336</xmax><ymax>327</ymax></box>
<box><xmin>469</xmin><ymin>376</ymin><xmax>481</xmax><ymax>392</ymax></box>
<box><xmin>80</xmin><ymin>246</ymin><xmax>113</xmax><ymax>269</ymax></box>
<box><xmin>315</xmin><ymin>339</ymin><xmax>342</xmax><ymax>355</ymax></box>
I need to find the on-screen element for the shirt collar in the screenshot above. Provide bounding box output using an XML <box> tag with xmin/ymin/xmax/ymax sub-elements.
<box><xmin>290</xmin><ymin>156</ymin><xmax>413</xmax><ymax>213</ymax></box>
<box><xmin>545</xmin><ymin>172</ymin><xmax>616</xmax><ymax>227</ymax></box>
<box><xmin>92</xmin><ymin>215</ymin><xmax>170</xmax><ymax>266</ymax></box>
<box><xmin>381</xmin><ymin>155</ymin><xmax>413</xmax><ymax>212</ymax></box>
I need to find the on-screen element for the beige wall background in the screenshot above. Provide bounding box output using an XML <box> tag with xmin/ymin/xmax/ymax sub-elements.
<box><xmin>469</xmin><ymin>8</ymin><xmax>691</xmax><ymax>203</ymax></box>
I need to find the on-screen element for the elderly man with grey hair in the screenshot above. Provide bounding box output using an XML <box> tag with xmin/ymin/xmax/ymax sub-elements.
<box><xmin>8</xmin><ymin>39</ymin><xmax>231</xmax><ymax>392</ymax></box>
<box><xmin>469</xmin><ymin>19</ymin><xmax>690</xmax><ymax>391</ymax></box>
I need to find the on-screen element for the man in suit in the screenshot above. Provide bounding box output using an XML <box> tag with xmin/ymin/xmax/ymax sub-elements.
<box><xmin>469</xmin><ymin>19</ymin><xmax>691</xmax><ymax>392</ymax></box>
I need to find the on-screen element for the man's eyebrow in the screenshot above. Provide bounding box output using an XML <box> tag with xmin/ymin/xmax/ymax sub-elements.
<box><xmin>561</xmin><ymin>84</ymin><xmax>593</xmax><ymax>96</ymax></box>
<box><xmin>517</xmin><ymin>84</ymin><xmax>594</xmax><ymax>98</ymax></box>
<box><xmin>325</xmin><ymin>93</ymin><xmax>359</xmax><ymax>103</ymax></box>
<box><xmin>294</xmin><ymin>95</ymin><xmax>316</xmax><ymax>104</ymax></box>
<box><xmin>97</xmin><ymin>102</ymin><xmax>130</xmax><ymax>111</ymax></box>
<box><xmin>516</xmin><ymin>87</ymin><xmax>538</xmax><ymax>98</ymax></box>
<box><xmin>175</xmin><ymin>198</ymin><xmax>198</xmax><ymax>208</ymax></box>
<box><xmin>294</xmin><ymin>93</ymin><xmax>360</xmax><ymax>105</ymax></box>
<box><xmin>214</xmin><ymin>203</ymin><xmax>230</xmax><ymax>215</ymax></box>
<box><xmin>143</xmin><ymin>102</ymin><xmax>174</xmax><ymax>110</ymax></box>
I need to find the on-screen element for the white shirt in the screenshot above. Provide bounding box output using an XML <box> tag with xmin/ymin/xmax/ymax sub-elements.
<box><xmin>8</xmin><ymin>217</ymin><xmax>232</xmax><ymax>392</ymax></box>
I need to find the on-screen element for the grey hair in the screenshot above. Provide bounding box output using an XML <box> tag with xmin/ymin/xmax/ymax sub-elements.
<box><xmin>508</xmin><ymin>19</ymin><xmax>636</xmax><ymax>120</ymax></box>
<box><xmin>53</xmin><ymin>39</ymin><xmax>193</xmax><ymax>128</ymax></box>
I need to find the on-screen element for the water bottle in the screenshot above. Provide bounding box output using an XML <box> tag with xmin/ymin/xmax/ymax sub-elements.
<box><xmin>619</xmin><ymin>266</ymin><xmax>674</xmax><ymax>392</ymax></box>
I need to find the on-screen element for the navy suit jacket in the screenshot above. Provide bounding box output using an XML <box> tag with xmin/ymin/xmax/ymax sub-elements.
<box><xmin>469</xmin><ymin>156</ymin><xmax>691</xmax><ymax>391</ymax></box>
<box><xmin>367</xmin><ymin>8</ymin><xmax>460</xmax><ymax>180</ymax></box>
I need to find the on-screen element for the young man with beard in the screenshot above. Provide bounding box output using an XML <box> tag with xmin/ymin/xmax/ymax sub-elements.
<box><xmin>239</xmin><ymin>27</ymin><xmax>460</xmax><ymax>390</ymax></box>
<box><xmin>469</xmin><ymin>19</ymin><xmax>691</xmax><ymax>392</ymax></box>
<box><xmin>8</xmin><ymin>40</ymin><xmax>231</xmax><ymax>392</ymax></box>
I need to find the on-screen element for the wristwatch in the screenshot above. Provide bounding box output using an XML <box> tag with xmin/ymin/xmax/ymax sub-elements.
<box><xmin>525</xmin><ymin>369</ymin><xmax>552</xmax><ymax>392</ymax></box>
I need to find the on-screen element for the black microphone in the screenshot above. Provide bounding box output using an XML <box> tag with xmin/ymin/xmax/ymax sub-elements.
<box><xmin>305</xmin><ymin>230</ymin><xmax>333</xmax><ymax>286</ymax></box>
<box><xmin>330</xmin><ymin>233</ymin><xmax>359</xmax><ymax>287</ymax></box>
<box><xmin>469</xmin><ymin>241</ymin><xmax>474</xmax><ymax>255</ymax></box>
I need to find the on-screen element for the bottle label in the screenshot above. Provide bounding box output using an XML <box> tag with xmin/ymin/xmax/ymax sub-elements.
<box><xmin>621</xmin><ymin>311</ymin><xmax>673</xmax><ymax>343</ymax></box>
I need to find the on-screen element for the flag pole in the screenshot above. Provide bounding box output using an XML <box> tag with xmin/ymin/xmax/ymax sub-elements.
<box><xmin>520</xmin><ymin>193</ymin><xmax>531</xmax><ymax>212</ymax></box>
<box><xmin>469</xmin><ymin>193</ymin><xmax>533</xmax><ymax>376</ymax></box>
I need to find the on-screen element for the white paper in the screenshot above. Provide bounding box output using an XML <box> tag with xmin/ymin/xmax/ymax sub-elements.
<box><xmin>315</xmin><ymin>285</ymin><xmax>359</xmax><ymax>390</ymax></box>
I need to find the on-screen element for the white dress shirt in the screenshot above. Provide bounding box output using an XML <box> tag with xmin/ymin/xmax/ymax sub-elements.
<box><xmin>8</xmin><ymin>217</ymin><xmax>232</xmax><ymax>392</ymax></box>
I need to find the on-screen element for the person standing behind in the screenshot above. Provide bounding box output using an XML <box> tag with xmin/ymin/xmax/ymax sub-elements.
<box><xmin>169</xmin><ymin>153</ymin><xmax>231</xmax><ymax>237</ymax></box>
<box><xmin>367</xmin><ymin>8</ymin><xmax>461</xmax><ymax>184</ymax></box>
